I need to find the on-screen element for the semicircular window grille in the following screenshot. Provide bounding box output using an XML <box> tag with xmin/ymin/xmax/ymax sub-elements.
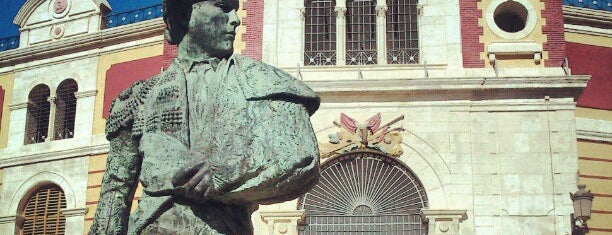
<box><xmin>299</xmin><ymin>150</ymin><xmax>428</xmax><ymax>234</ymax></box>
<box><xmin>17</xmin><ymin>184</ymin><xmax>67</xmax><ymax>235</ymax></box>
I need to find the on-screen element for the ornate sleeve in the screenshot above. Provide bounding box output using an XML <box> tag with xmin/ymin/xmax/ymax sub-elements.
<box><xmin>89</xmin><ymin>131</ymin><xmax>141</xmax><ymax>234</ymax></box>
<box><xmin>209</xmin><ymin>99</ymin><xmax>320</xmax><ymax>204</ymax></box>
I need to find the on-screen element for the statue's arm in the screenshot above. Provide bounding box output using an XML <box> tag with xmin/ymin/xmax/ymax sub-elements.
<box><xmin>89</xmin><ymin>131</ymin><xmax>141</xmax><ymax>235</ymax></box>
<box><xmin>210</xmin><ymin>99</ymin><xmax>320</xmax><ymax>204</ymax></box>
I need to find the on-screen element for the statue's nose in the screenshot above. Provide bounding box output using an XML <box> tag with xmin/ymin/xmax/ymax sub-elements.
<box><xmin>228</xmin><ymin>10</ymin><xmax>240</xmax><ymax>28</ymax></box>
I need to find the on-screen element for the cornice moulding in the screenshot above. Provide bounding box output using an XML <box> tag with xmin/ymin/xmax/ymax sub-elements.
<box><xmin>75</xmin><ymin>90</ymin><xmax>98</xmax><ymax>98</ymax></box>
<box><xmin>565</xmin><ymin>24</ymin><xmax>612</xmax><ymax>37</ymax></box>
<box><xmin>576</xmin><ymin>117</ymin><xmax>612</xmax><ymax>143</ymax></box>
<box><xmin>563</xmin><ymin>5</ymin><xmax>612</xmax><ymax>28</ymax></box>
<box><xmin>9</xmin><ymin>102</ymin><xmax>29</xmax><ymax>111</ymax></box>
<box><xmin>0</xmin><ymin>142</ymin><xmax>110</xmax><ymax>168</ymax></box>
<box><xmin>0</xmin><ymin>18</ymin><xmax>164</xmax><ymax>67</ymax></box>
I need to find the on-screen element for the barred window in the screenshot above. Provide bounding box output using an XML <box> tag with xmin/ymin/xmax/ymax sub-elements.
<box><xmin>346</xmin><ymin>0</ymin><xmax>377</xmax><ymax>65</ymax></box>
<box><xmin>299</xmin><ymin>151</ymin><xmax>428</xmax><ymax>234</ymax></box>
<box><xmin>25</xmin><ymin>85</ymin><xmax>51</xmax><ymax>144</ymax></box>
<box><xmin>386</xmin><ymin>0</ymin><xmax>419</xmax><ymax>64</ymax></box>
<box><xmin>304</xmin><ymin>0</ymin><xmax>337</xmax><ymax>66</ymax></box>
<box><xmin>17</xmin><ymin>184</ymin><xmax>67</xmax><ymax>235</ymax></box>
<box><xmin>54</xmin><ymin>79</ymin><xmax>77</xmax><ymax>140</ymax></box>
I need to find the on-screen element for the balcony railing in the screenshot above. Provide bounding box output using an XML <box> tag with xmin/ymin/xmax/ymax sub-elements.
<box><xmin>0</xmin><ymin>35</ymin><xmax>19</xmax><ymax>52</ymax></box>
<box><xmin>564</xmin><ymin>0</ymin><xmax>612</xmax><ymax>11</ymax></box>
<box><xmin>103</xmin><ymin>4</ymin><xmax>163</xmax><ymax>29</ymax></box>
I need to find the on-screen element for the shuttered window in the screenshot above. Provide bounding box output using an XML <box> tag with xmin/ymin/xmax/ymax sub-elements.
<box><xmin>54</xmin><ymin>80</ymin><xmax>77</xmax><ymax>140</ymax></box>
<box><xmin>24</xmin><ymin>85</ymin><xmax>51</xmax><ymax>144</ymax></box>
<box><xmin>19</xmin><ymin>185</ymin><xmax>67</xmax><ymax>235</ymax></box>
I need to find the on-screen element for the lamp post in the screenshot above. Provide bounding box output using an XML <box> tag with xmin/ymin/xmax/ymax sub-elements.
<box><xmin>570</xmin><ymin>184</ymin><xmax>594</xmax><ymax>235</ymax></box>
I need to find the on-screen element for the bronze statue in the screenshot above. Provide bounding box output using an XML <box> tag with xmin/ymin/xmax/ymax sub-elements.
<box><xmin>90</xmin><ymin>0</ymin><xmax>320</xmax><ymax>234</ymax></box>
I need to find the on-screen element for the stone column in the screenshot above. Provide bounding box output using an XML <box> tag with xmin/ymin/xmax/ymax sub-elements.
<box><xmin>376</xmin><ymin>2</ymin><xmax>388</xmax><ymax>65</ymax></box>
<box><xmin>260</xmin><ymin>210</ymin><xmax>306</xmax><ymax>235</ymax></box>
<box><xmin>421</xmin><ymin>209</ymin><xmax>468</xmax><ymax>235</ymax></box>
<box><xmin>335</xmin><ymin>3</ymin><xmax>347</xmax><ymax>66</ymax></box>
<box><xmin>46</xmin><ymin>96</ymin><xmax>57</xmax><ymax>141</ymax></box>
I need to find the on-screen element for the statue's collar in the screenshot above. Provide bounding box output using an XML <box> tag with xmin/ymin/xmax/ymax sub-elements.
<box><xmin>176</xmin><ymin>56</ymin><xmax>227</xmax><ymax>73</ymax></box>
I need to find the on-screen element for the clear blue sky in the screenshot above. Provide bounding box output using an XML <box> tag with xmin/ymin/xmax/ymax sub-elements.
<box><xmin>0</xmin><ymin>0</ymin><xmax>161</xmax><ymax>38</ymax></box>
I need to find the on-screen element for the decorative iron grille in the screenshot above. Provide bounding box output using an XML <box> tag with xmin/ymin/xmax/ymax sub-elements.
<box><xmin>54</xmin><ymin>79</ymin><xmax>77</xmax><ymax>140</ymax></box>
<box><xmin>386</xmin><ymin>0</ymin><xmax>419</xmax><ymax>64</ymax></box>
<box><xmin>19</xmin><ymin>185</ymin><xmax>67</xmax><ymax>235</ymax></box>
<box><xmin>25</xmin><ymin>85</ymin><xmax>51</xmax><ymax>144</ymax></box>
<box><xmin>299</xmin><ymin>150</ymin><xmax>428</xmax><ymax>234</ymax></box>
<box><xmin>0</xmin><ymin>35</ymin><xmax>19</xmax><ymax>52</ymax></box>
<box><xmin>563</xmin><ymin>0</ymin><xmax>612</xmax><ymax>11</ymax></box>
<box><xmin>346</xmin><ymin>0</ymin><xmax>377</xmax><ymax>65</ymax></box>
<box><xmin>103</xmin><ymin>4</ymin><xmax>163</xmax><ymax>29</ymax></box>
<box><xmin>304</xmin><ymin>0</ymin><xmax>337</xmax><ymax>66</ymax></box>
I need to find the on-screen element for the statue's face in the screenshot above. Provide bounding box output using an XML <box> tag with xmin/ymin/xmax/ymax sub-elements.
<box><xmin>187</xmin><ymin>0</ymin><xmax>240</xmax><ymax>58</ymax></box>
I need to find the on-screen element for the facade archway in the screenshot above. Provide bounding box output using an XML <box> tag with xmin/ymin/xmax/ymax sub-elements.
<box><xmin>299</xmin><ymin>150</ymin><xmax>428</xmax><ymax>234</ymax></box>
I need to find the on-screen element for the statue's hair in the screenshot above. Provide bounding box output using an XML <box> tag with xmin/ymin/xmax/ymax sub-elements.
<box><xmin>163</xmin><ymin>0</ymin><xmax>207</xmax><ymax>45</ymax></box>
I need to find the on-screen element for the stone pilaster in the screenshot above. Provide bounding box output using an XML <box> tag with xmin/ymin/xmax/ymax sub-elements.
<box><xmin>421</xmin><ymin>210</ymin><xmax>468</xmax><ymax>235</ymax></box>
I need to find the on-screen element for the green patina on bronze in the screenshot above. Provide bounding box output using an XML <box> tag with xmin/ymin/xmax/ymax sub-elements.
<box><xmin>90</xmin><ymin>0</ymin><xmax>321</xmax><ymax>234</ymax></box>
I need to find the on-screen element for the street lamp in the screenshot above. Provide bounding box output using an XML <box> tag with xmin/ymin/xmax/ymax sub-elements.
<box><xmin>570</xmin><ymin>184</ymin><xmax>594</xmax><ymax>235</ymax></box>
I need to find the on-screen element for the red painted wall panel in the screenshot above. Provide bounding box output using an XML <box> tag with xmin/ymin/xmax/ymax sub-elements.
<box><xmin>460</xmin><ymin>0</ymin><xmax>485</xmax><ymax>68</ymax></box>
<box><xmin>103</xmin><ymin>56</ymin><xmax>164</xmax><ymax>118</ymax></box>
<box><xmin>567</xmin><ymin>43</ymin><xmax>612</xmax><ymax>110</ymax></box>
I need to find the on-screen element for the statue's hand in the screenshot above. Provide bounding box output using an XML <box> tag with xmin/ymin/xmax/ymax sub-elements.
<box><xmin>172</xmin><ymin>160</ymin><xmax>216</xmax><ymax>202</ymax></box>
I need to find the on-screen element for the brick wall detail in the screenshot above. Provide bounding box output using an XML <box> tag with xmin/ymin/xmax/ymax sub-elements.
<box><xmin>241</xmin><ymin>0</ymin><xmax>264</xmax><ymax>61</ymax></box>
<box><xmin>460</xmin><ymin>0</ymin><xmax>485</xmax><ymax>68</ymax></box>
<box><xmin>541</xmin><ymin>0</ymin><xmax>566</xmax><ymax>67</ymax></box>
<box><xmin>163</xmin><ymin>40</ymin><xmax>178</xmax><ymax>70</ymax></box>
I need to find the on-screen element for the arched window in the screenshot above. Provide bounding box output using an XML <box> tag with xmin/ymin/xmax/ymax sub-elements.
<box><xmin>304</xmin><ymin>0</ymin><xmax>337</xmax><ymax>66</ymax></box>
<box><xmin>17</xmin><ymin>184</ymin><xmax>67</xmax><ymax>235</ymax></box>
<box><xmin>299</xmin><ymin>150</ymin><xmax>428</xmax><ymax>234</ymax></box>
<box><xmin>25</xmin><ymin>85</ymin><xmax>51</xmax><ymax>144</ymax></box>
<box><xmin>386</xmin><ymin>0</ymin><xmax>419</xmax><ymax>64</ymax></box>
<box><xmin>346</xmin><ymin>0</ymin><xmax>377</xmax><ymax>65</ymax></box>
<box><xmin>54</xmin><ymin>79</ymin><xmax>77</xmax><ymax>140</ymax></box>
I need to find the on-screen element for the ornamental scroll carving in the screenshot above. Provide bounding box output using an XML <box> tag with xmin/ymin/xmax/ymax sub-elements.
<box><xmin>319</xmin><ymin>113</ymin><xmax>405</xmax><ymax>158</ymax></box>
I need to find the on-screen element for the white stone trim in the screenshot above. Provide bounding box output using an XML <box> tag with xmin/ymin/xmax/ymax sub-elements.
<box><xmin>74</xmin><ymin>90</ymin><xmax>97</xmax><ymax>99</ymax></box>
<box><xmin>487</xmin><ymin>41</ymin><xmax>543</xmax><ymax>63</ymax></box>
<box><xmin>305</xmin><ymin>75</ymin><xmax>590</xmax><ymax>93</ymax></box>
<box><xmin>0</xmin><ymin>142</ymin><xmax>109</xmax><ymax>168</ymax></box>
<box><xmin>260</xmin><ymin>210</ymin><xmax>305</xmax><ymax>235</ymax></box>
<box><xmin>564</xmin><ymin>24</ymin><xmax>612</xmax><ymax>38</ymax></box>
<box><xmin>14</xmin><ymin>0</ymin><xmax>111</xmax><ymax>27</ymax></box>
<box><xmin>0</xmin><ymin>18</ymin><xmax>164</xmax><ymax>68</ymax></box>
<box><xmin>8</xmin><ymin>171</ymin><xmax>77</xmax><ymax>214</ymax></box>
<box><xmin>421</xmin><ymin>209</ymin><xmax>467</xmax><ymax>235</ymax></box>
<box><xmin>60</xmin><ymin>207</ymin><xmax>88</xmax><ymax>217</ymax></box>
<box><xmin>576</xmin><ymin>117</ymin><xmax>612</xmax><ymax>143</ymax></box>
<box><xmin>8</xmin><ymin>102</ymin><xmax>29</xmax><ymax>111</ymax></box>
<box><xmin>0</xmin><ymin>215</ymin><xmax>17</xmax><ymax>224</ymax></box>
<box><xmin>485</xmin><ymin>0</ymin><xmax>538</xmax><ymax>40</ymax></box>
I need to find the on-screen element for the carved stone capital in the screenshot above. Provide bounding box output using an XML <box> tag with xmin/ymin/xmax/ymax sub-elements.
<box><xmin>0</xmin><ymin>215</ymin><xmax>17</xmax><ymax>224</ymax></box>
<box><xmin>299</xmin><ymin>8</ymin><xmax>305</xmax><ymax>20</ymax></box>
<box><xmin>376</xmin><ymin>5</ymin><xmax>388</xmax><ymax>17</ymax></box>
<box><xmin>74</xmin><ymin>90</ymin><xmax>97</xmax><ymax>99</ymax></box>
<box><xmin>335</xmin><ymin>6</ymin><xmax>347</xmax><ymax>18</ymax></box>
<box><xmin>47</xmin><ymin>96</ymin><xmax>57</xmax><ymax>103</ymax></box>
<box><xmin>260</xmin><ymin>210</ymin><xmax>306</xmax><ymax>235</ymax></box>
<box><xmin>421</xmin><ymin>209</ymin><xmax>467</xmax><ymax>235</ymax></box>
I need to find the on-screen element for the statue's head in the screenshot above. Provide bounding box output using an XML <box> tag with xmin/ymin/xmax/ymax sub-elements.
<box><xmin>164</xmin><ymin>0</ymin><xmax>240</xmax><ymax>58</ymax></box>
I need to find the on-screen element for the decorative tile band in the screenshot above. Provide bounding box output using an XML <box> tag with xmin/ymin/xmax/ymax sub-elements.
<box><xmin>564</xmin><ymin>0</ymin><xmax>612</xmax><ymax>11</ymax></box>
<box><xmin>103</xmin><ymin>4</ymin><xmax>163</xmax><ymax>29</ymax></box>
<box><xmin>0</xmin><ymin>35</ymin><xmax>19</xmax><ymax>52</ymax></box>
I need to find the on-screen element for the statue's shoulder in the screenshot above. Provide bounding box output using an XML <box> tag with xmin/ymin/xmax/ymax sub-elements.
<box><xmin>105</xmin><ymin>73</ymin><xmax>163</xmax><ymax>139</ymax></box>
<box><xmin>232</xmin><ymin>55</ymin><xmax>320</xmax><ymax>115</ymax></box>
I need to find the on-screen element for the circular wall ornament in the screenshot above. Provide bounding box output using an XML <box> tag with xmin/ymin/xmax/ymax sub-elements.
<box><xmin>51</xmin><ymin>25</ymin><xmax>65</xmax><ymax>39</ymax></box>
<box><xmin>50</xmin><ymin>0</ymin><xmax>71</xmax><ymax>19</ymax></box>
<box><xmin>486</xmin><ymin>0</ymin><xmax>537</xmax><ymax>40</ymax></box>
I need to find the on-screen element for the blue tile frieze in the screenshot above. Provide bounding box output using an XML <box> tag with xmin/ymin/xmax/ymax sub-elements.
<box><xmin>104</xmin><ymin>4</ymin><xmax>163</xmax><ymax>29</ymax></box>
<box><xmin>0</xmin><ymin>36</ymin><xmax>19</xmax><ymax>52</ymax></box>
<box><xmin>564</xmin><ymin>0</ymin><xmax>612</xmax><ymax>11</ymax></box>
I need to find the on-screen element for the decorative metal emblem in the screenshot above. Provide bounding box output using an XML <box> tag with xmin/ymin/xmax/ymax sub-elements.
<box><xmin>53</xmin><ymin>0</ymin><xmax>68</xmax><ymax>14</ymax></box>
<box><xmin>319</xmin><ymin>113</ymin><xmax>405</xmax><ymax>158</ymax></box>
